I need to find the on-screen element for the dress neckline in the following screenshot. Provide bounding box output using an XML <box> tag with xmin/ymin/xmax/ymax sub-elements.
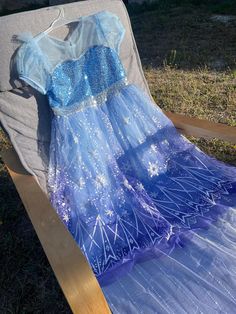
<box><xmin>35</xmin><ymin>17</ymin><xmax>83</xmax><ymax>46</ymax></box>
<box><xmin>30</xmin><ymin>10</ymin><xmax>107</xmax><ymax>46</ymax></box>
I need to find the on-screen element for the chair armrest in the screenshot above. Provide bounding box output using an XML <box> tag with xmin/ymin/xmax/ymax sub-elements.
<box><xmin>165</xmin><ymin>111</ymin><xmax>236</xmax><ymax>144</ymax></box>
<box><xmin>1</xmin><ymin>148</ymin><xmax>111</xmax><ymax>314</ymax></box>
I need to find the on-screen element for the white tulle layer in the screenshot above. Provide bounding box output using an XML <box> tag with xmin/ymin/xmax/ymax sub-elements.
<box><xmin>102</xmin><ymin>207</ymin><xmax>236</xmax><ymax>314</ymax></box>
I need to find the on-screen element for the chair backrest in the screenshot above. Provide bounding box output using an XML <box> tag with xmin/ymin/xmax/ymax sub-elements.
<box><xmin>0</xmin><ymin>0</ymin><xmax>151</xmax><ymax>192</ymax></box>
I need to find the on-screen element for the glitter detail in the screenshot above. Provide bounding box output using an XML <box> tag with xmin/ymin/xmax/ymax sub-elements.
<box><xmin>52</xmin><ymin>78</ymin><xmax>128</xmax><ymax>116</ymax></box>
<box><xmin>148</xmin><ymin>162</ymin><xmax>159</xmax><ymax>177</ymax></box>
<box><xmin>95</xmin><ymin>174</ymin><xmax>108</xmax><ymax>189</ymax></box>
<box><xmin>150</xmin><ymin>144</ymin><xmax>158</xmax><ymax>152</ymax></box>
<box><xmin>123</xmin><ymin>116</ymin><xmax>130</xmax><ymax>124</ymax></box>
<box><xmin>123</xmin><ymin>179</ymin><xmax>132</xmax><ymax>190</ymax></box>
<box><xmin>105</xmin><ymin>209</ymin><xmax>114</xmax><ymax>217</ymax></box>
<box><xmin>136</xmin><ymin>183</ymin><xmax>144</xmax><ymax>191</ymax></box>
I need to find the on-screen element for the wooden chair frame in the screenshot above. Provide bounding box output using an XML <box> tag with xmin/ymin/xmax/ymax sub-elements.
<box><xmin>2</xmin><ymin>112</ymin><xmax>236</xmax><ymax>313</ymax></box>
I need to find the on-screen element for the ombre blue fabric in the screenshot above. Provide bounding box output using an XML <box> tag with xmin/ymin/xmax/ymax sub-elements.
<box><xmin>16</xmin><ymin>10</ymin><xmax>236</xmax><ymax>313</ymax></box>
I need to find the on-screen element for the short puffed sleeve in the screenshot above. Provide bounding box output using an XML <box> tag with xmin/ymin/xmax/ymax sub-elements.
<box><xmin>96</xmin><ymin>11</ymin><xmax>125</xmax><ymax>53</ymax></box>
<box><xmin>15</xmin><ymin>35</ymin><xmax>50</xmax><ymax>95</ymax></box>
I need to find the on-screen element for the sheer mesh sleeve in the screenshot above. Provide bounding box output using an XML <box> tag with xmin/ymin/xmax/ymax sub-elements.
<box><xmin>97</xmin><ymin>11</ymin><xmax>125</xmax><ymax>54</ymax></box>
<box><xmin>15</xmin><ymin>37</ymin><xmax>49</xmax><ymax>95</ymax></box>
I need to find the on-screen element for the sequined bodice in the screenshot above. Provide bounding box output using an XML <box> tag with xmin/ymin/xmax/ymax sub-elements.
<box><xmin>48</xmin><ymin>45</ymin><xmax>127</xmax><ymax>115</ymax></box>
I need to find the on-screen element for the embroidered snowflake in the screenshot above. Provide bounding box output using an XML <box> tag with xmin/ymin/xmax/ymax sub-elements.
<box><xmin>123</xmin><ymin>116</ymin><xmax>130</xmax><ymax>125</ymax></box>
<box><xmin>138</xmin><ymin>137</ymin><xmax>144</xmax><ymax>144</ymax></box>
<box><xmin>73</xmin><ymin>136</ymin><xmax>79</xmax><ymax>144</ymax></box>
<box><xmin>136</xmin><ymin>183</ymin><xmax>144</xmax><ymax>191</ymax></box>
<box><xmin>150</xmin><ymin>191</ymin><xmax>158</xmax><ymax>198</ymax></box>
<box><xmin>161</xmin><ymin>139</ymin><xmax>169</xmax><ymax>145</ymax></box>
<box><xmin>150</xmin><ymin>144</ymin><xmax>158</xmax><ymax>153</ymax></box>
<box><xmin>123</xmin><ymin>179</ymin><xmax>132</xmax><ymax>190</ymax></box>
<box><xmin>105</xmin><ymin>209</ymin><xmax>114</xmax><ymax>217</ymax></box>
<box><xmin>95</xmin><ymin>174</ymin><xmax>108</xmax><ymax>188</ymax></box>
<box><xmin>148</xmin><ymin>162</ymin><xmax>159</xmax><ymax>177</ymax></box>
<box><xmin>122</xmin><ymin>210</ymin><xmax>129</xmax><ymax>217</ymax></box>
<box><xmin>62</xmin><ymin>213</ymin><xmax>69</xmax><ymax>223</ymax></box>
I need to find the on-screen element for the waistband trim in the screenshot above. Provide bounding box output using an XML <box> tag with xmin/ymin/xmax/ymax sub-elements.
<box><xmin>52</xmin><ymin>78</ymin><xmax>129</xmax><ymax>116</ymax></box>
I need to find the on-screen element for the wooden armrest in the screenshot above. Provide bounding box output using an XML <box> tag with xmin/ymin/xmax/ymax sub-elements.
<box><xmin>1</xmin><ymin>148</ymin><xmax>111</xmax><ymax>314</ymax></box>
<box><xmin>165</xmin><ymin>111</ymin><xmax>236</xmax><ymax>144</ymax></box>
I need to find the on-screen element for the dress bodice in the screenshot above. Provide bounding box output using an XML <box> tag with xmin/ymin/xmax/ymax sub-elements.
<box><xmin>48</xmin><ymin>45</ymin><xmax>127</xmax><ymax>114</ymax></box>
<box><xmin>15</xmin><ymin>10</ymin><xmax>126</xmax><ymax>115</ymax></box>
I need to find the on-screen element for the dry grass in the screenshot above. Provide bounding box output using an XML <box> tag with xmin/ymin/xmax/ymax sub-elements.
<box><xmin>146</xmin><ymin>67</ymin><xmax>236</xmax><ymax>126</ymax></box>
<box><xmin>131</xmin><ymin>4</ymin><xmax>236</xmax><ymax>165</ymax></box>
<box><xmin>0</xmin><ymin>2</ymin><xmax>236</xmax><ymax>313</ymax></box>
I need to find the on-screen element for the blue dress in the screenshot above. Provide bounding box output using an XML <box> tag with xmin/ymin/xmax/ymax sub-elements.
<box><xmin>16</xmin><ymin>10</ymin><xmax>236</xmax><ymax>313</ymax></box>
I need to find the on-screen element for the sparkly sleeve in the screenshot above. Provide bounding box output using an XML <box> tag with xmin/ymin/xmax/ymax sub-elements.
<box><xmin>15</xmin><ymin>38</ymin><xmax>49</xmax><ymax>95</ymax></box>
<box><xmin>97</xmin><ymin>11</ymin><xmax>125</xmax><ymax>54</ymax></box>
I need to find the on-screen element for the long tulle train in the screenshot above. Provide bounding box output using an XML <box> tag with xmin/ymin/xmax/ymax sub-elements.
<box><xmin>102</xmin><ymin>207</ymin><xmax>236</xmax><ymax>313</ymax></box>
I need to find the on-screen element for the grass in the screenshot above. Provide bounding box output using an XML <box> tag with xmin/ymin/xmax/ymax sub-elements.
<box><xmin>0</xmin><ymin>1</ymin><xmax>236</xmax><ymax>312</ymax></box>
<box><xmin>145</xmin><ymin>67</ymin><xmax>236</xmax><ymax>127</ymax></box>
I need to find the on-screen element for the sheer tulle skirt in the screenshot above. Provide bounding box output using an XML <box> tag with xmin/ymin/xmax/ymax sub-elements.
<box><xmin>102</xmin><ymin>207</ymin><xmax>236</xmax><ymax>313</ymax></box>
<box><xmin>47</xmin><ymin>83</ymin><xmax>236</xmax><ymax>312</ymax></box>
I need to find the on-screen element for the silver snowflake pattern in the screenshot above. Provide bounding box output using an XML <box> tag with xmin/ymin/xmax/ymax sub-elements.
<box><xmin>161</xmin><ymin>139</ymin><xmax>169</xmax><ymax>145</ymax></box>
<box><xmin>150</xmin><ymin>191</ymin><xmax>158</xmax><ymax>198</ymax></box>
<box><xmin>62</xmin><ymin>213</ymin><xmax>69</xmax><ymax>223</ymax></box>
<box><xmin>136</xmin><ymin>182</ymin><xmax>144</xmax><ymax>191</ymax></box>
<box><xmin>66</xmin><ymin>149</ymin><xmax>236</xmax><ymax>277</ymax></box>
<box><xmin>122</xmin><ymin>209</ymin><xmax>129</xmax><ymax>217</ymax></box>
<box><xmin>105</xmin><ymin>209</ymin><xmax>114</xmax><ymax>217</ymax></box>
<box><xmin>123</xmin><ymin>116</ymin><xmax>130</xmax><ymax>125</ymax></box>
<box><xmin>73</xmin><ymin>136</ymin><xmax>79</xmax><ymax>144</ymax></box>
<box><xmin>148</xmin><ymin>162</ymin><xmax>159</xmax><ymax>177</ymax></box>
<box><xmin>95</xmin><ymin>174</ymin><xmax>108</xmax><ymax>189</ymax></box>
<box><xmin>150</xmin><ymin>144</ymin><xmax>158</xmax><ymax>153</ymax></box>
<box><xmin>138</xmin><ymin>137</ymin><xmax>145</xmax><ymax>144</ymax></box>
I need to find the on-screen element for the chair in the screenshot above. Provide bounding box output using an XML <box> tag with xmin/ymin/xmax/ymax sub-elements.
<box><xmin>0</xmin><ymin>1</ymin><xmax>235</xmax><ymax>313</ymax></box>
